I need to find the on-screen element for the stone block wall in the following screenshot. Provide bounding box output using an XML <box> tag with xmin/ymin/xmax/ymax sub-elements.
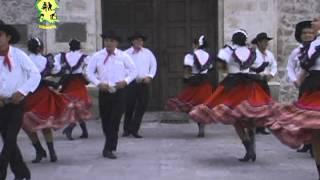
<box><xmin>0</xmin><ymin>0</ymin><xmax>102</xmax><ymax>54</ymax></box>
<box><xmin>44</xmin><ymin>0</ymin><xmax>102</xmax><ymax>54</ymax></box>
<box><xmin>223</xmin><ymin>0</ymin><xmax>278</xmax><ymax>54</ymax></box>
<box><xmin>277</xmin><ymin>0</ymin><xmax>320</xmax><ymax>103</ymax></box>
<box><xmin>0</xmin><ymin>0</ymin><xmax>44</xmax><ymax>50</ymax></box>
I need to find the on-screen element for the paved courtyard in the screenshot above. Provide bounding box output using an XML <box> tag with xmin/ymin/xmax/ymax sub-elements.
<box><xmin>3</xmin><ymin>117</ymin><xmax>317</xmax><ymax>180</ymax></box>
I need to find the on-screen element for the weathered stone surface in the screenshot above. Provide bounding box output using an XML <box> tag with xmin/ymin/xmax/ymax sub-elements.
<box><xmin>0</xmin><ymin>0</ymin><xmax>44</xmax><ymax>50</ymax></box>
<box><xmin>277</xmin><ymin>0</ymin><xmax>320</xmax><ymax>102</ymax></box>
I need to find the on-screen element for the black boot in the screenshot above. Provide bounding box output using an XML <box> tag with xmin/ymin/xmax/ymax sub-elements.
<box><xmin>62</xmin><ymin>124</ymin><xmax>75</xmax><ymax>140</ymax></box>
<box><xmin>47</xmin><ymin>142</ymin><xmax>58</xmax><ymax>162</ymax></box>
<box><xmin>310</xmin><ymin>145</ymin><xmax>314</xmax><ymax>158</ymax></box>
<box><xmin>31</xmin><ymin>141</ymin><xmax>47</xmax><ymax>163</ymax></box>
<box><xmin>122</xmin><ymin>131</ymin><xmax>130</xmax><ymax>137</ymax></box>
<box><xmin>238</xmin><ymin>140</ymin><xmax>255</xmax><ymax>162</ymax></box>
<box><xmin>239</xmin><ymin>130</ymin><xmax>256</xmax><ymax>162</ymax></box>
<box><xmin>256</xmin><ymin>127</ymin><xmax>270</xmax><ymax>135</ymax></box>
<box><xmin>197</xmin><ymin>123</ymin><xmax>205</xmax><ymax>138</ymax></box>
<box><xmin>0</xmin><ymin>163</ymin><xmax>7</xmax><ymax>180</ymax></box>
<box><xmin>131</xmin><ymin>132</ymin><xmax>143</xmax><ymax>139</ymax></box>
<box><xmin>297</xmin><ymin>144</ymin><xmax>311</xmax><ymax>153</ymax></box>
<box><xmin>14</xmin><ymin>165</ymin><xmax>31</xmax><ymax>180</ymax></box>
<box><xmin>103</xmin><ymin>150</ymin><xmax>117</xmax><ymax>159</ymax></box>
<box><xmin>79</xmin><ymin>122</ymin><xmax>89</xmax><ymax>139</ymax></box>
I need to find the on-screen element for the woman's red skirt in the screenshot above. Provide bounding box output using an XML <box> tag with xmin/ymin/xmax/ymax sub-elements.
<box><xmin>61</xmin><ymin>76</ymin><xmax>92</xmax><ymax>121</ymax></box>
<box><xmin>267</xmin><ymin>91</ymin><xmax>320</xmax><ymax>148</ymax></box>
<box><xmin>23</xmin><ymin>85</ymin><xmax>75</xmax><ymax>132</ymax></box>
<box><xmin>165</xmin><ymin>81</ymin><xmax>214</xmax><ymax>113</ymax></box>
<box><xmin>189</xmin><ymin>79</ymin><xmax>273</xmax><ymax>127</ymax></box>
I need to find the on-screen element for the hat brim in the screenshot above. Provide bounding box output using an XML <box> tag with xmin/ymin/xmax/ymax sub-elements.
<box><xmin>0</xmin><ymin>25</ymin><xmax>20</xmax><ymax>44</ymax></box>
<box><xmin>100</xmin><ymin>34</ymin><xmax>122</xmax><ymax>42</ymax></box>
<box><xmin>251</xmin><ymin>38</ymin><xmax>258</xmax><ymax>44</ymax></box>
<box><xmin>128</xmin><ymin>35</ymin><xmax>147</xmax><ymax>42</ymax></box>
<box><xmin>251</xmin><ymin>37</ymin><xmax>273</xmax><ymax>44</ymax></box>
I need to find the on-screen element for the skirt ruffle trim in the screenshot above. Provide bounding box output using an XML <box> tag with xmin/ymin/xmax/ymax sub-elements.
<box><xmin>189</xmin><ymin>100</ymin><xmax>273</xmax><ymax>127</ymax></box>
<box><xmin>23</xmin><ymin>103</ymin><xmax>76</xmax><ymax>132</ymax></box>
<box><xmin>165</xmin><ymin>98</ymin><xmax>194</xmax><ymax>113</ymax></box>
<box><xmin>266</xmin><ymin>103</ymin><xmax>320</xmax><ymax>148</ymax></box>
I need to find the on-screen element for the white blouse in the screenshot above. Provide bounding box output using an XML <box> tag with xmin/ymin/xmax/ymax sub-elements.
<box><xmin>53</xmin><ymin>50</ymin><xmax>88</xmax><ymax>74</ymax></box>
<box><xmin>287</xmin><ymin>46</ymin><xmax>302</xmax><ymax>83</ymax></box>
<box><xmin>29</xmin><ymin>53</ymin><xmax>47</xmax><ymax>73</ymax></box>
<box><xmin>184</xmin><ymin>49</ymin><xmax>210</xmax><ymax>74</ymax></box>
<box><xmin>308</xmin><ymin>36</ymin><xmax>320</xmax><ymax>71</ymax></box>
<box><xmin>217</xmin><ymin>45</ymin><xmax>262</xmax><ymax>74</ymax></box>
<box><xmin>255</xmin><ymin>49</ymin><xmax>277</xmax><ymax>77</ymax></box>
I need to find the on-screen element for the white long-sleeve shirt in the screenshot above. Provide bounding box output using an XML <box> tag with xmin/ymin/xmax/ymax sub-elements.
<box><xmin>255</xmin><ymin>49</ymin><xmax>277</xmax><ymax>76</ymax></box>
<box><xmin>308</xmin><ymin>35</ymin><xmax>320</xmax><ymax>71</ymax></box>
<box><xmin>184</xmin><ymin>49</ymin><xmax>210</xmax><ymax>74</ymax></box>
<box><xmin>217</xmin><ymin>45</ymin><xmax>262</xmax><ymax>74</ymax></box>
<box><xmin>0</xmin><ymin>46</ymin><xmax>41</xmax><ymax>98</ymax></box>
<box><xmin>86</xmin><ymin>48</ymin><xmax>137</xmax><ymax>87</ymax></box>
<box><xmin>125</xmin><ymin>47</ymin><xmax>157</xmax><ymax>80</ymax></box>
<box><xmin>287</xmin><ymin>46</ymin><xmax>302</xmax><ymax>83</ymax></box>
<box><xmin>53</xmin><ymin>50</ymin><xmax>88</xmax><ymax>74</ymax></box>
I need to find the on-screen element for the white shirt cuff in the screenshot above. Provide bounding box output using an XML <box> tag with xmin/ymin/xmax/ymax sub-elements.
<box><xmin>17</xmin><ymin>89</ymin><xmax>29</xmax><ymax>96</ymax></box>
<box><xmin>146</xmin><ymin>74</ymin><xmax>154</xmax><ymax>79</ymax></box>
<box><xmin>93</xmin><ymin>79</ymin><xmax>101</xmax><ymax>86</ymax></box>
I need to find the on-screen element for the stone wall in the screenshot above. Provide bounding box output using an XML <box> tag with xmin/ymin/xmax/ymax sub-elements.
<box><xmin>277</xmin><ymin>0</ymin><xmax>320</xmax><ymax>103</ymax></box>
<box><xmin>0</xmin><ymin>0</ymin><xmax>102</xmax><ymax>54</ymax></box>
<box><xmin>45</xmin><ymin>0</ymin><xmax>102</xmax><ymax>54</ymax></box>
<box><xmin>0</xmin><ymin>0</ymin><xmax>44</xmax><ymax>50</ymax></box>
<box><xmin>223</xmin><ymin>0</ymin><xmax>278</xmax><ymax>54</ymax></box>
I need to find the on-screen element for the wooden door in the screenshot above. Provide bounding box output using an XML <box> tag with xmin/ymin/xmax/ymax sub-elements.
<box><xmin>157</xmin><ymin>0</ymin><xmax>218</xmax><ymax>107</ymax></box>
<box><xmin>101</xmin><ymin>0</ymin><xmax>218</xmax><ymax>110</ymax></box>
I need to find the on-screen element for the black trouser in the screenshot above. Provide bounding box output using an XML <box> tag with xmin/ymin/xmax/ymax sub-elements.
<box><xmin>99</xmin><ymin>89</ymin><xmax>126</xmax><ymax>152</ymax></box>
<box><xmin>124</xmin><ymin>81</ymin><xmax>149</xmax><ymax>134</ymax></box>
<box><xmin>0</xmin><ymin>103</ymin><xmax>30</xmax><ymax>180</ymax></box>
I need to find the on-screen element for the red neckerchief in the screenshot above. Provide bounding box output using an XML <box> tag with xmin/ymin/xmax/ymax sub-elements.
<box><xmin>0</xmin><ymin>47</ymin><xmax>12</xmax><ymax>72</ymax></box>
<box><xmin>132</xmin><ymin>47</ymin><xmax>142</xmax><ymax>54</ymax></box>
<box><xmin>104</xmin><ymin>49</ymin><xmax>115</xmax><ymax>64</ymax></box>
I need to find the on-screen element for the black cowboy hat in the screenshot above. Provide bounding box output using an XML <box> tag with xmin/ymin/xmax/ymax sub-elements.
<box><xmin>251</xmin><ymin>32</ymin><xmax>273</xmax><ymax>44</ymax></box>
<box><xmin>101</xmin><ymin>30</ymin><xmax>122</xmax><ymax>42</ymax></box>
<box><xmin>128</xmin><ymin>32</ymin><xmax>147</xmax><ymax>42</ymax></box>
<box><xmin>0</xmin><ymin>20</ymin><xmax>20</xmax><ymax>44</ymax></box>
<box><xmin>295</xmin><ymin>20</ymin><xmax>312</xmax><ymax>43</ymax></box>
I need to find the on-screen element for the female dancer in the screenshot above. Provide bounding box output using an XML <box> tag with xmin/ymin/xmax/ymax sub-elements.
<box><xmin>23</xmin><ymin>37</ymin><xmax>74</xmax><ymax>163</ymax></box>
<box><xmin>53</xmin><ymin>39</ymin><xmax>92</xmax><ymax>140</ymax></box>
<box><xmin>166</xmin><ymin>35</ymin><xmax>216</xmax><ymax>137</ymax></box>
<box><xmin>268</xmin><ymin>18</ymin><xmax>320</xmax><ymax>179</ymax></box>
<box><xmin>190</xmin><ymin>30</ymin><xmax>274</xmax><ymax>162</ymax></box>
<box><xmin>286</xmin><ymin>20</ymin><xmax>316</xmax><ymax>155</ymax></box>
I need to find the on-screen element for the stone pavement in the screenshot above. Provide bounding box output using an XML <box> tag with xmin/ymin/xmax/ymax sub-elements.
<box><xmin>3</xmin><ymin>119</ymin><xmax>317</xmax><ymax>180</ymax></box>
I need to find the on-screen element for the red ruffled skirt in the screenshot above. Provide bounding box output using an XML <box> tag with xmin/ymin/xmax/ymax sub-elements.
<box><xmin>267</xmin><ymin>91</ymin><xmax>320</xmax><ymax>148</ymax></box>
<box><xmin>23</xmin><ymin>85</ymin><xmax>75</xmax><ymax>132</ymax></box>
<box><xmin>61</xmin><ymin>75</ymin><xmax>92</xmax><ymax>121</ymax></box>
<box><xmin>189</xmin><ymin>74</ymin><xmax>273</xmax><ymax>127</ymax></box>
<box><xmin>166</xmin><ymin>81</ymin><xmax>214</xmax><ymax>113</ymax></box>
